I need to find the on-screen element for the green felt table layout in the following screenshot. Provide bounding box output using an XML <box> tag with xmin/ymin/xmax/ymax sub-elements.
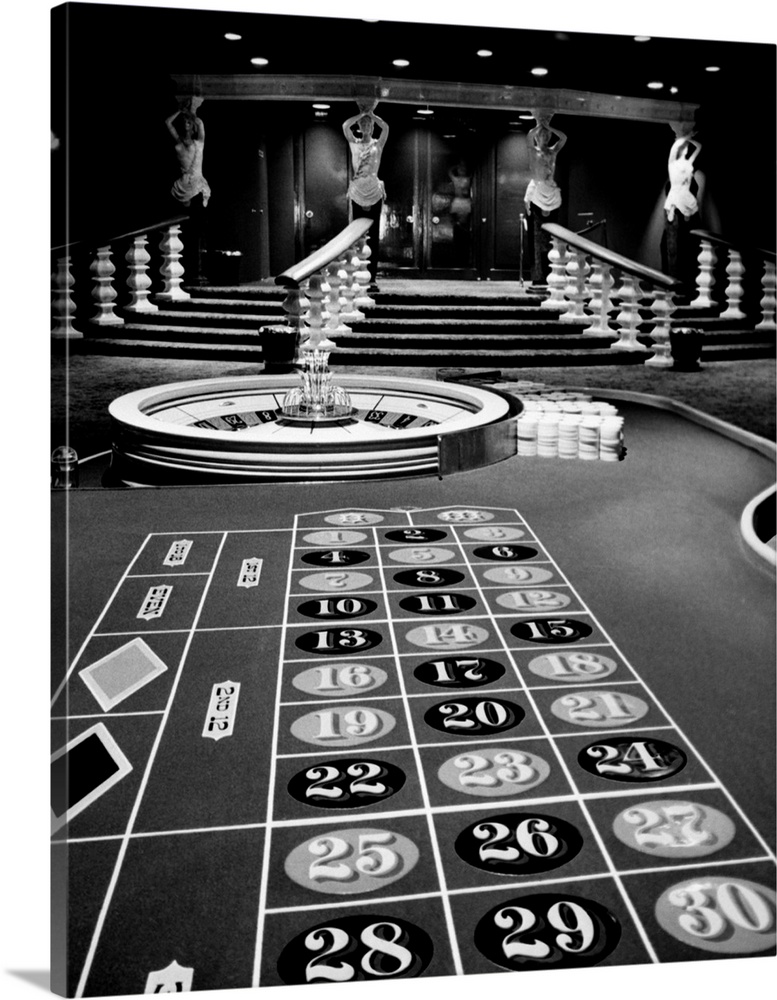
<box><xmin>51</xmin><ymin>399</ymin><xmax>776</xmax><ymax>997</ymax></box>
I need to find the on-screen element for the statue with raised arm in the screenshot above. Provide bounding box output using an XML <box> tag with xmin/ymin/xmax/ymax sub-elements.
<box><xmin>342</xmin><ymin>101</ymin><xmax>390</xmax><ymax>288</ymax></box>
<box><xmin>166</xmin><ymin>100</ymin><xmax>211</xmax><ymax>208</ymax></box>
<box><xmin>664</xmin><ymin>135</ymin><xmax>702</xmax><ymax>222</ymax></box>
<box><xmin>524</xmin><ymin>115</ymin><xmax>567</xmax><ymax>286</ymax></box>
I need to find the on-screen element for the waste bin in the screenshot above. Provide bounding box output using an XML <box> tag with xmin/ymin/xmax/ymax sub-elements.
<box><xmin>260</xmin><ymin>325</ymin><xmax>298</xmax><ymax>373</ymax></box>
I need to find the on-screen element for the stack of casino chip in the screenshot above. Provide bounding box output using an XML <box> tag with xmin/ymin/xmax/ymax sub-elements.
<box><xmin>579</xmin><ymin>416</ymin><xmax>601</xmax><ymax>460</ymax></box>
<box><xmin>517</xmin><ymin>413</ymin><xmax>540</xmax><ymax>455</ymax></box>
<box><xmin>600</xmin><ymin>416</ymin><xmax>625</xmax><ymax>461</ymax></box>
<box><xmin>558</xmin><ymin>415</ymin><xmax>581</xmax><ymax>459</ymax></box>
<box><xmin>537</xmin><ymin>413</ymin><xmax>561</xmax><ymax>457</ymax></box>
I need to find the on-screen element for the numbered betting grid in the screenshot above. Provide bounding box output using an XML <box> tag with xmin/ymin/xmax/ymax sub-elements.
<box><xmin>52</xmin><ymin>505</ymin><xmax>776</xmax><ymax>997</ymax></box>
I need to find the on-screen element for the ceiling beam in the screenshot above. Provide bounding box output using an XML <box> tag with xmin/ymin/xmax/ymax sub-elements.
<box><xmin>176</xmin><ymin>74</ymin><xmax>699</xmax><ymax>125</ymax></box>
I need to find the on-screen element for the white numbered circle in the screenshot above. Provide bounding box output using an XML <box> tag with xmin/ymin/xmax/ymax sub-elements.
<box><xmin>291</xmin><ymin>706</ymin><xmax>396</xmax><ymax>746</ymax></box>
<box><xmin>437</xmin><ymin>746</ymin><xmax>551</xmax><ymax>797</ymax></box>
<box><xmin>437</xmin><ymin>510</ymin><xmax>495</xmax><ymax>522</ymax></box>
<box><xmin>613</xmin><ymin>800</ymin><xmax>736</xmax><ymax>858</ymax></box>
<box><xmin>325</xmin><ymin>512</ymin><xmax>384</xmax><ymax>525</ymax></box>
<box><xmin>463</xmin><ymin>526</ymin><xmax>525</xmax><ymax>541</ymax></box>
<box><xmin>528</xmin><ymin>652</ymin><xmax>618</xmax><ymax>683</ymax></box>
<box><xmin>483</xmin><ymin>566</ymin><xmax>553</xmax><ymax>585</ymax></box>
<box><xmin>496</xmin><ymin>589</ymin><xmax>571</xmax><ymax>611</ymax></box>
<box><xmin>551</xmin><ymin>690</ymin><xmax>649</xmax><ymax>727</ymax></box>
<box><xmin>292</xmin><ymin>663</ymin><xmax>389</xmax><ymax>698</ymax></box>
<box><xmin>284</xmin><ymin>827</ymin><xmax>419</xmax><ymax>895</ymax></box>
<box><xmin>405</xmin><ymin>622</ymin><xmax>490</xmax><ymax>650</ymax></box>
<box><xmin>303</xmin><ymin>530</ymin><xmax>369</xmax><ymax>545</ymax></box>
<box><xmin>387</xmin><ymin>547</ymin><xmax>457</xmax><ymax>565</ymax></box>
<box><xmin>298</xmin><ymin>571</ymin><xmax>375</xmax><ymax>592</ymax></box>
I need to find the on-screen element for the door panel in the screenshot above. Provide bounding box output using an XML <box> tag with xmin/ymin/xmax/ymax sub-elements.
<box><xmin>300</xmin><ymin>126</ymin><xmax>349</xmax><ymax>257</ymax></box>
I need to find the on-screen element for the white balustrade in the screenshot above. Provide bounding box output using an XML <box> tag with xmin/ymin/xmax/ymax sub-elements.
<box><xmin>719</xmin><ymin>248</ymin><xmax>746</xmax><ymax>321</ymax></box>
<box><xmin>125</xmin><ymin>235</ymin><xmax>158</xmax><ymax>314</ymax></box>
<box><xmin>51</xmin><ymin>255</ymin><xmax>80</xmax><ymax>339</ymax></box>
<box><xmin>689</xmin><ymin>238</ymin><xmax>716</xmax><ymax>309</ymax></box>
<box><xmin>89</xmin><ymin>246</ymin><xmax>124</xmax><ymax>326</ymax></box>
<box><xmin>610</xmin><ymin>273</ymin><xmax>648</xmax><ymax>352</ymax></box>
<box><xmin>339</xmin><ymin>249</ymin><xmax>364</xmax><ymax>324</ymax></box>
<box><xmin>755</xmin><ymin>260</ymin><xmax>776</xmax><ymax>332</ymax></box>
<box><xmin>323</xmin><ymin>261</ymin><xmax>351</xmax><ymax>338</ymax></box>
<box><xmin>156</xmin><ymin>224</ymin><xmax>191</xmax><ymax>302</ymax></box>
<box><xmin>581</xmin><ymin>260</ymin><xmax>617</xmax><ymax>336</ymax></box>
<box><xmin>353</xmin><ymin>237</ymin><xmax>375</xmax><ymax>308</ymax></box>
<box><xmin>542</xmin><ymin>237</ymin><xmax>569</xmax><ymax>310</ymax></box>
<box><xmin>644</xmin><ymin>288</ymin><xmax>678</xmax><ymax>367</ymax></box>
<box><xmin>559</xmin><ymin>247</ymin><xmax>591</xmax><ymax>322</ymax></box>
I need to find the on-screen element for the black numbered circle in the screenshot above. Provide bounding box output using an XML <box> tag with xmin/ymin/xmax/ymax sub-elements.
<box><xmin>393</xmin><ymin>568</ymin><xmax>465</xmax><ymax>588</ymax></box>
<box><xmin>301</xmin><ymin>549</ymin><xmax>371</xmax><ymax>566</ymax></box>
<box><xmin>385</xmin><ymin>528</ymin><xmax>448</xmax><ymax>543</ymax></box>
<box><xmin>277</xmin><ymin>914</ymin><xmax>434</xmax><ymax>984</ymax></box>
<box><xmin>578</xmin><ymin>737</ymin><xmax>687</xmax><ymax>783</ymax></box>
<box><xmin>474</xmin><ymin>893</ymin><xmax>621</xmax><ymax>971</ymax></box>
<box><xmin>287</xmin><ymin>758</ymin><xmax>406</xmax><ymax>809</ymax></box>
<box><xmin>424</xmin><ymin>697</ymin><xmax>523</xmax><ymax>736</ymax></box>
<box><xmin>414</xmin><ymin>656</ymin><xmax>505</xmax><ymax>688</ymax></box>
<box><xmin>399</xmin><ymin>593</ymin><xmax>477</xmax><ymax>616</ymax></box>
<box><xmin>297</xmin><ymin>597</ymin><xmax>378</xmax><ymax>620</ymax></box>
<box><xmin>473</xmin><ymin>545</ymin><xmax>539</xmax><ymax>562</ymax></box>
<box><xmin>511</xmin><ymin>618</ymin><xmax>593</xmax><ymax>644</ymax></box>
<box><xmin>455</xmin><ymin>812</ymin><xmax>584</xmax><ymax>876</ymax></box>
<box><xmin>296</xmin><ymin>628</ymin><xmax>384</xmax><ymax>655</ymax></box>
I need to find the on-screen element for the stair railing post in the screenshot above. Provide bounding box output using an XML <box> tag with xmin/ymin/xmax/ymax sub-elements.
<box><xmin>610</xmin><ymin>272</ymin><xmax>649</xmax><ymax>352</ymax></box>
<box><xmin>755</xmin><ymin>259</ymin><xmax>776</xmax><ymax>332</ymax></box>
<box><xmin>644</xmin><ymin>287</ymin><xmax>678</xmax><ymax>367</ymax></box>
<box><xmin>51</xmin><ymin>255</ymin><xmax>81</xmax><ymax>339</ymax></box>
<box><xmin>581</xmin><ymin>260</ymin><xmax>617</xmax><ymax>337</ymax></box>
<box><xmin>559</xmin><ymin>246</ymin><xmax>591</xmax><ymax>322</ymax></box>
<box><xmin>541</xmin><ymin>236</ymin><xmax>569</xmax><ymax>310</ymax></box>
<box><xmin>156</xmin><ymin>224</ymin><xmax>191</xmax><ymax>302</ymax></box>
<box><xmin>89</xmin><ymin>245</ymin><xmax>124</xmax><ymax>326</ymax></box>
<box><xmin>125</xmin><ymin>234</ymin><xmax>159</xmax><ymax>314</ymax></box>
<box><xmin>353</xmin><ymin>237</ymin><xmax>375</xmax><ymax>309</ymax></box>
<box><xmin>339</xmin><ymin>246</ymin><xmax>364</xmax><ymax>324</ymax></box>
<box><xmin>719</xmin><ymin>248</ymin><xmax>746</xmax><ymax>321</ymax></box>
<box><xmin>280</xmin><ymin>285</ymin><xmax>306</xmax><ymax>364</ymax></box>
<box><xmin>323</xmin><ymin>260</ymin><xmax>351</xmax><ymax>338</ymax></box>
<box><xmin>689</xmin><ymin>237</ymin><xmax>717</xmax><ymax>309</ymax></box>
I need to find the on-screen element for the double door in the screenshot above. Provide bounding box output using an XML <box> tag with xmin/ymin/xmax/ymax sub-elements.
<box><xmin>299</xmin><ymin>120</ymin><xmax>532</xmax><ymax>279</ymax></box>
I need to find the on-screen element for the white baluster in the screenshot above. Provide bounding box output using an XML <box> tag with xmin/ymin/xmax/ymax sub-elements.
<box><xmin>51</xmin><ymin>255</ymin><xmax>81</xmax><ymax>339</ymax></box>
<box><xmin>156</xmin><ymin>224</ymin><xmax>191</xmax><ymax>302</ymax></box>
<box><xmin>755</xmin><ymin>260</ymin><xmax>776</xmax><ymax>332</ymax></box>
<box><xmin>280</xmin><ymin>287</ymin><xmax>305</xmax><ymax>364</ymax></box>
<box><xmin>89</xmin><ymin>246</ymin><xmax>124</xmax><ymax>326</ymax></box>
<box><xmin>644</xmin><ymin>288</ymin><xmax>678</xmax><ymax>367</ymax></box>
<box><xmin>719</xmin><ymin>248</ymin><xmax>746</xmax><ymax>321</ymax></box>
<box><xmin>689</xmin><ymin>238</ymin><xmax>717</xmax><ymax>308</ymax></box>
<box><xmin>541</xmin><ymin>237</ymin><xmax>569</xmax><ymax>310</ymax></box>
<box><xmin>353</xmin><ymin>237</ymin><xmax>375</xmax><ymax>308</ymax></box>
<box><xmin>323</xmin><ymin>261</ymin><xmax>351</xmax><ymax>338</ymax></box>
<box><xmin>559</xmin><ymin>247</ymin><xmax>591</xmax><ymax>322</ymax></box>
<box><xmin>339</xmin><ymin>248</ymin><xmax>364</xmax><ymax>324</ymax></box>
<box><xmin>125</xmin><ymin>235</ymin><xmax>158</xmax><ymax>313</ymax></box>
<box><xmin>610</xmin><ymin>273</ymin><xmax>649</xmax><ymax>351</ymax></box>
<box><xmin>301</xmin><ymin>274</ymin><xmax>327</xmax><ymax>351</ymax></box>
<box><xmin>581</xmin><ymin>260</ymin><xmax>617</xmax><ymax>336</ymax></box>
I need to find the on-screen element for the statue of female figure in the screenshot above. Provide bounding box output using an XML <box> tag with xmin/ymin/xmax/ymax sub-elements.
<box><xmin>664</xmin><ymin>136</ymin><xmax>702</xmax><ymax>222</ymax></box>
<box><xmin>343</xmin><ymin>104</ymin><xmax>390</xmax><ymax>287</ymax></box>
<box><xmin>524</xmin><ymin>118</ymin><xmax>567</xmax><ymax>285</ymax></box>
<box><xmin>166</xmin><ymin>107</ymin><xmax>211</xmax><ymax>208</ymax></box>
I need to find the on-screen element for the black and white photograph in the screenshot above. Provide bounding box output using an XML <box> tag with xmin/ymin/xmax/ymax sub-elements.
<box><xmin>5</xmin><ymin>1</ymin><xmax>777</xmax><ymax>998</ymax></box>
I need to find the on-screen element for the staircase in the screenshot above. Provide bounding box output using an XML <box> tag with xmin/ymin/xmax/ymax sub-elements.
<box><xmin>77</xmin><ymin>278</ymin><xmax>775</xmax><ymax>367</ymax></box>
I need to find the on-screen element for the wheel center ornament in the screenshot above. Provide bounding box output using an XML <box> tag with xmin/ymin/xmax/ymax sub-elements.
<box><xmin>281</xmin><ymin>330</ymin><xmax>354</xmax><ymax>424</ymax></box>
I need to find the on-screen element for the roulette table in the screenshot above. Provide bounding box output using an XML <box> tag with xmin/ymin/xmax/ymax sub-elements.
<box><xmin>51</xmin><ymin>390</ymin><xmax>775</xmax><ymax>997</ymax></box>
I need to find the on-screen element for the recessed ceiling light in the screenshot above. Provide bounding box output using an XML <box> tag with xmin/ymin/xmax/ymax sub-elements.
<box><xmin>670</xmin><ymin>86</ymin><xmax>679</xmax><ymax>94</ymax></box>
<box><xmin>314</xmin><ymin>112</ymin><xmax>327</xmax><ymax>118</ymax></box>
<box><xmin>224</xmin><ymin>33</ymin><xmax>242</xmax><ymax>41</ymax></box>
<box><xmin>393</xmin><ymin>58</ymin><xmax>410</xmax><ymax>68</ymax></box>
<box><xmin>417</xmin><ymin>108</ymin><xmax>434</xmax><ymax>115</ymax></box>
<box><xmin>312</xmin><ymin>104</ymin><xmax>330</xmax><ymax>110</ymax></box>
<box><xmin>705</xmin><ymin>65</ymin><xmax>721</xmax><ymax>72</ymax></box>
<box><xmin>251</xmin><ymin>57</ymin><xmax>269</xmax><ymax>66</ymax></box>
<box><xmin>634</xmin><ymin>36</ymin><xmax>651</xmax><ymax>42</ymax></box>
<box><xmin>530</xmin><ymin>67</ymin><xmax>549</xmax><ymax>76</ymax></box>
<box><xmin>518</xmin><ymin>113</ymin><xmax>534</xmax><ymax>120</ymax></box>
<box><xmin>477</xmin><ymin>49</ymin><xmax>493</xmax><ymax>57</ymax></box>
<box><xmin>647</xmin><ymin>81</ymin><xmax>663</xmax><ymax>89</ymax></box>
